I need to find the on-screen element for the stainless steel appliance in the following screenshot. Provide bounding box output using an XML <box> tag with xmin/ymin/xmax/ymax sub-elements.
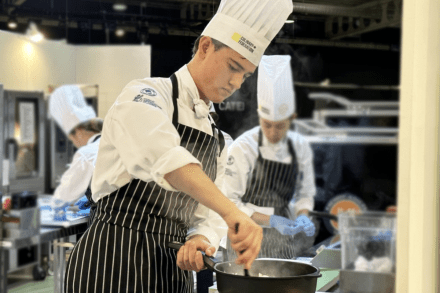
<box><xmin>2</xmin><ymin>89</ymin><xmax>46</xmax><ymax>194</ymax></box>
<box><xmin>46</xmin><ymin>84</ymin><xmax>98</xmax><ymax>191</ymax></box>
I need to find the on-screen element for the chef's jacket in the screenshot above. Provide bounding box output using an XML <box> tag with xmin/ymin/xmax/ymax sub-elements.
<box><xmin>224</xmin><ymin>126</ymin><xmax>316</xmax><ymax>219</ymax></box>
<box><xmin>91</xmin><ymin>65</ymin><xmax>230</xmax><ymax>251</ymax></box>
<box><xmin>53</xmin><ymin>133</ymin><xmax>101</xmax><ymax>203</ymax></box>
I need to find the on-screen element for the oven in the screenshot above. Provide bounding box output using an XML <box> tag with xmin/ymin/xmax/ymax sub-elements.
<box><xmin>2</xmin><ymin>89</ymin><xmax>46</xmax><ymax>194</ymax></box>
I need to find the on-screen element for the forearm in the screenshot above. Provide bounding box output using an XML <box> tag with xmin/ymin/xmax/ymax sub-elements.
<box><xmin>164</xmin><ymin>163</ymin><xmax>238</xmax><ymax>218</ymax></box>
<box><xmin>250</xmin><ymin>212</ymin><xmax>270</xmax><ymax>226</ymax></box>
<box><xmin>296</xmin><ymin>209</ymin><xmax>310</xmax><ymax>217</ymax></box>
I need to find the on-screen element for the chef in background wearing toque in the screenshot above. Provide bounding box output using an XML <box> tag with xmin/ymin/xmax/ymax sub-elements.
<box><xmin>224</xmin><ymin>55</ymin><xmax>317</xmax><ymax>260</ymax></box>
<box><xmin>64</xmin><ymin>0</ymin><xmax>293</xmax><ymax>292</ymax></box>
<box><xmin>48</xmin><ymin>85</ymin><xmax>102</xmax><ymax>221</ymax></box>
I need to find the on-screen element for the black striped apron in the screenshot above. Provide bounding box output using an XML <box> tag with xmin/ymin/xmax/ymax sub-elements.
<box><xmin>227</xmin><ymin>129</ymin><xmax>299</xmax><ymax>260</ymax></box>
<box><xmin>64</xmin><ymin>74</ymin><xmax>224</xmax><ymax>293</ymax></box>
<box><xmin>84</xmin><ymin>134</ymin><xmax>101</xmax><ymax>228</ymax></box>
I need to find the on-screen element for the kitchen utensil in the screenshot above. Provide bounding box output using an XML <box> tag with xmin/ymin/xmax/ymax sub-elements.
<box><xmin>234</xmin><ymin>223</ymin><xmax>250</xmax><ymax>277</ymax></box>
<box><xmin>167</xmin><ymin>241</ymin><xmax>321</xmax><ymax>293</ymax></box>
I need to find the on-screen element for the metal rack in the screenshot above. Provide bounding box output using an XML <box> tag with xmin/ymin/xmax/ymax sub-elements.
<box><xmin>294</xmin><ymin>92</ymin><xmax>399</xmax><ymax>145</ymax></box>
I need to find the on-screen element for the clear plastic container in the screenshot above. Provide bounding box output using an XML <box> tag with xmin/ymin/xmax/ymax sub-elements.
<box><xmin>339</xmin><ymin>211</ymin><xmax>397</xmax><ymax>272</ymax></box>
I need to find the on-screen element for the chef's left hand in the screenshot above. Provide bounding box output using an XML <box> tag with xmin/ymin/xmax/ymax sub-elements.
<box><xmin>176</xmin><ymin>235</ymin><xmax>215</xmax><ymax>272</ymax></box>
<box><xmin>295</xmin><ymin>215</ymin><xmax>315</xmax><ymax>237</ymax></box>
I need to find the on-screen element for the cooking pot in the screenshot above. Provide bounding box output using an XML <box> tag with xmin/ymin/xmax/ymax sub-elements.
<box><xmin>168</xmin><ymin>241</ymin><xmax>321</xmax><ymax>293</ymax></box>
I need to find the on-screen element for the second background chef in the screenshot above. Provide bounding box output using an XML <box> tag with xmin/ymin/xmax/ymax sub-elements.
<box><xmin>224</xmin><ymin>55</ymin><xmax>317</xmax><ymax>260</ymax></box>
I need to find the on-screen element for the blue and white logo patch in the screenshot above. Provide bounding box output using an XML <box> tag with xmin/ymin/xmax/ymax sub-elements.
<box><xmin>133</xmin><ymin>95</ymin><xmax>162</xmax><ymax>109</ymax></box>
<box><xmin>141</xmin><ymin>88</ymin><xmax>158</xmax><ymax>96</ymax></box>
<box><xmin>133</xmin><ymin>94</ymin><xmax>143</xmax><ymax>102</ymax></box>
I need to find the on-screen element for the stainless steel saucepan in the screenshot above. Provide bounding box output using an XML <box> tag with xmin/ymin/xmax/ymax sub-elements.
<box><xmin>167</xmin><ymin>241</ymin><xmax>321</xmax><ymax>293</ymax></box>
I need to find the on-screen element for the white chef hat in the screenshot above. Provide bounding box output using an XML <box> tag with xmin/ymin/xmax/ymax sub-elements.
<box><xmin>49</xmin><ymin>85</ymin><xmax>96</xmax><ymax>135</ymax></box>
<box><xmin>257</xmin><ymin>55</ymin><xmax>295</xmax><ymax>121</ymax></box>
<box><xmin>202</xmin><ymin>0</ymin><xmax>293</xmax><ymax>66</ymax></box>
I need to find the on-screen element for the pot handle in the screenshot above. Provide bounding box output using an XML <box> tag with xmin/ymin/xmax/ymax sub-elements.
<box><xmin>308</xmin><ymin>211</ymin><xmax>338</xmax><ymax>221</ymax></box>
<box><xmin>304</xmin><ymin>269</ymin><xmax>322</xmax><ymax>278</ymax></box>
<box><xmin>167</xmin><ymin>241</ymin><xmax>217</xmax><ymax>272</ymax></box>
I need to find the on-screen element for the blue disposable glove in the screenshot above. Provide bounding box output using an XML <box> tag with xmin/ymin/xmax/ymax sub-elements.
<box><xmin>74</xmin><ymin>195</ymin><xmax>91</xmax><ymax>210</ymax></box>
<box><xmin>294</xmin><ymin>215</ymin><xmax>316</xmax><ymax>237</ymax></box>
<box><xmin>269</xmin><ymin>215</ymin><xmax>302</xmax><ymax>236</ymax></box>
<box><xmin>371</xmin><ymin>230</ymin><xmax>393</xmax><ymax>242</ymax></box>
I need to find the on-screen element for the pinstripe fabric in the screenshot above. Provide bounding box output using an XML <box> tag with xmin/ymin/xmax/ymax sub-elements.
<box><xmin>241</xmin><ymin>129</ymin><xmax>298</xmax><ymax>216</ymax></box>
<box><xmin>65</xmin><ymin>74</ymin><xmax>223</xmax><ymax>293</ymax></box>
<box><xmin>228</xmin><ymin>129</ymin><xmax>299</xmax><ymax>260</ymax></box>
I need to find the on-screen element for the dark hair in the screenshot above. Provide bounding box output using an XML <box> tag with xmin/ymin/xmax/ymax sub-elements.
<box><xmin>192</xmin><ymin>36</ymin><xmax>229</xmax><ymax>58</ymax></box>
<box><xmin>70</xmin><ymin>118</ymin><xmax>103</xmax><ymax>136</ymax></box>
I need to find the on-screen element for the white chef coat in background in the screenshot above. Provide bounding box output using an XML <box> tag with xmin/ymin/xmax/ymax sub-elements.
<box><xmin>224</xmin><ymin>126</ymin><xmax>316</xmax><ymax>219</ymax></box>
<box><xmin>91</xmin><ymin>65</ymin><xmax>229</xmax><ymax>251</ymax></box>
<box><xmin>53</xmin><ymin>133</ymin><xmax>101</xmax><ymax>203</ymax></box>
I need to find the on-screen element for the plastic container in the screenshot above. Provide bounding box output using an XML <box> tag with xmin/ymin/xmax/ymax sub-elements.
<box><xmin>339</xmin><ymin>211</ymin><xmax>397</xmax><ymax>272</ymax></box>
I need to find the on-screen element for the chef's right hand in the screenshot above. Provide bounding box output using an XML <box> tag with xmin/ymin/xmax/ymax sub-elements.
<box><xmin>223</xmin><ymin>210</ymin><xmax>263</xmax><ymax>270</ymax></box>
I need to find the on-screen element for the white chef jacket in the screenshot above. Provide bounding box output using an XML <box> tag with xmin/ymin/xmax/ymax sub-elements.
<box><xmin>91</xmin><ymin>65</ymin><xmax>230</xmax><ymax>251</ymax></box>
<box><xmin>53</xmin><ymin>133</ymin><xmax>101</xmax><ymax>203</ymax></box>
<box><xmin>224</xmin><ymin>126</ymin><xmax>316</xmax><ymax>219</ymax></box>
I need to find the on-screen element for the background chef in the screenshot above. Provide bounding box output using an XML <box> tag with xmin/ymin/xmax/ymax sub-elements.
<box><xmin>224</xmin><ymin>55</ymin><xmax>317</xmax><ymax>259</ymax></box>
<box><xmin>64</xmin><ymin>0</ymin><xmax>293</xmax><ymax>292</ymax></box>
<box><xmin>48</xmin><ymin>85</ymin><xmax>102</xmax><ymax>214</ymax></box>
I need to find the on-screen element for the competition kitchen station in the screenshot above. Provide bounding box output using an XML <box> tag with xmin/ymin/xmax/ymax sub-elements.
<box><xmin>0</xmin><ymin>0</ymin><xmax>410</xmax><ymax>292</ymax></box>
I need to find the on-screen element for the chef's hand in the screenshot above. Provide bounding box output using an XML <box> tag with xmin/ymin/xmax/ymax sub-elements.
<box><xmin>176</xmin><ymin>235</ymin><xmax>215</xmax><ymax>272</ymax></box>
<box><xmin>224</xmin><ymin>210</ymin><xmax>263</xmax><ymax>270</ymax></box>
<box><xmin>294</xmin><ymin>215</ymin><xmax>315</xmax><ymax>237</ymax></box>
<box><xmin>270</xmin><ymin>215</ymin><xmax>302</xmax><ymax>235</ymax></box>
<box><xmin>269</xmin><ymin>215</ymin><xmax>316</xmax><ymax>237</ymax></box>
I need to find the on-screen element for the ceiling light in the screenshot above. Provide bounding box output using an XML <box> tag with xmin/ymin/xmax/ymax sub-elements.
<box><xmin>26</xmin><ymin>22</ymin><xmax>44</xmax><ymax>42</ymax></box>
<box><xmin>113</xmin><ymin>3</ymin><xmax>127</xmax><ymax>11</ymax></box>
<box><xmin>115</xmin><ymin>28</ymin><xmax>125</xmax><ymax>37</ymax></box>
<box><xmin>8</xmin><ymin>17</ymin><xmax>18</xmax><ymax>29</ymax></box>
<box><xmin>285</xmin><ymin>20</ymin><xmax>295</xmax><ymax>23</ymax></box>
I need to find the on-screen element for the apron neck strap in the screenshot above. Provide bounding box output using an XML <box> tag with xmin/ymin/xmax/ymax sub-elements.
<box><xmin>170</xmin><ymin>74</ymin><xmax>179</xmax><ymax>127</ymax></box>
<box><xmin>258</xmin><ymin>128</ymin><xmax>297</xmax><ymax>161</ymax></box>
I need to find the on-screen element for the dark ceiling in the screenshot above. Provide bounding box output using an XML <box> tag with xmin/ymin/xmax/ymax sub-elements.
<box><xmin>0</xmin><ymin>0</ymin><xmax>402</xmax><ymax>48</ymax></box>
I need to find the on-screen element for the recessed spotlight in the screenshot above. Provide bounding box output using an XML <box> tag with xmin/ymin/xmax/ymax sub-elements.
<box><xmin>115</xmin><ymin>28</ymin><xmax>125</xmax><ymax>37</ymax></box>
<box><xmin>8</xmin><ymin>18</ymin><xmax>18</xmax><ymax>29</ymax></box>
<box><xmin>26</xmin><ymin>22</ymin><xmax>44</xmax><ymax>42</ymax></box>
<box><xmin>113</xmin><ymin>3</ymin><xmax>127</xmax><ymax>11</ymax></box>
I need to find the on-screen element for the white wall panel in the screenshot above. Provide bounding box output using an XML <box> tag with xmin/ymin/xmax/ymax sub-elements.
<box><xmin>0</xmin><ymin>30</ymin><xmax>76</xmax><ymax>91</ymax></box>
<box><xmin>75</xmin><ymin>45</ymin><xmax>151</xmax><ymax>118</ymax></box>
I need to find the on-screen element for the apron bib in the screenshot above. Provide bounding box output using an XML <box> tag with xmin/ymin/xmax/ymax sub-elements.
<box><xmin>65</xmin><ymin>74</ymin><xmax>224</xmax><ymax>293</ymax></box>
<box><xmin>228</xmin><ymin>129</ymin><xmax>299</xmax><ymax>260</ymax></box>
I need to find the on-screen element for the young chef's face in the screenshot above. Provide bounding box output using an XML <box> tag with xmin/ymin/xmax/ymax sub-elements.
<box><xmin>198</xmin><ymin>38</ymin><xmax>256</xmax><ymax>103</ymax></box>
<box><xmin>260</xmin><ymin>116</ymin><xmax>292</xmax><ymax>144</ymax></box>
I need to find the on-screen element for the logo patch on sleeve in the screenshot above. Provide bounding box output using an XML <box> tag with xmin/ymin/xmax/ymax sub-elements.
<box><xmin>133</xmin><ymin>95</ymin><xmax>162</xmax><ymax>109</ymax></box>
<box><xmin>141</xmin><ymin>88</ymin><xmax>158</xmax><ymax>96</ymax></box>
<box><xmin>133</xmin><ymin>94</ymin><xmax>143</xmax><ymax>102</ymax></box>
<box><xmin>225</xmin><ymin>168</ymin><xmax>236</xmax><ymax>177</ymax></box>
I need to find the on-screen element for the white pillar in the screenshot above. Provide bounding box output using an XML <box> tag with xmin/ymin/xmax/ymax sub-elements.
<box><xmin>397</xmin><ymin>0</ymin><xmax>440</xmax><ymax>292</ymax></box>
